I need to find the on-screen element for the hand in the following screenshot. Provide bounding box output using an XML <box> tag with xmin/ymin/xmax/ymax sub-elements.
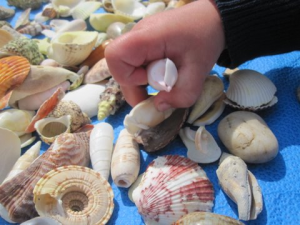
<box><xmin>105</xmin><ymin>0</ymin><xmax>225</xmax><ymax>111</ymax></box>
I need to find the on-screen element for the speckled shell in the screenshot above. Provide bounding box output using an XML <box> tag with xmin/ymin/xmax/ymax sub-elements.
<box><xmin>174</xmin><ymin>212</ymin><xmax>245</xmax><ymax>225</ymax></box>
<box><xmin>0</xmin><ymin>56</ymin><xmax>30</xmax><ymax>99</ymax></box>
<box><xmin>33</xmin><ymin>165</ymin><xmax>114</xmax><ymax>225</ymax></box>
<box><xmin>7</xmin><ymin>0</ymin><xmax>43</xmax><ymax>10</ymax></box>
<box><xmin>132</xmin><ymin>155</ymin><xmax>214</xmax><ymax>225</ymax></box>
<box><xmin>0</xmin><ymin>6</ymin><xmax>15</xmax><ymax>20</ymax></box>
<box><xmin>225</xmin><ymin>69</ymin><xmax>277</xmax><ymax>110</ymax></box>
<box><xmin>0</xmin><ymin>132</ymin><xmax>90</xmax><ymax>223</ymax></box>
<box><xmin>1</xmin><ymin>38</ymin><xmax>44</xmax><ymax>65</ymax></box>
<box><xmin>84</xmin><ymin>58</ymin><xmax>112</xmax><ymax>84</ymax></box>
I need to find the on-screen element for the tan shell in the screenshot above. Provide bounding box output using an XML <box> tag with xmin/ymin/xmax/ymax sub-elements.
<box><xmin>218</xmin><ymin>111</ymin><xmax>278</xmax><ymax>163</ymax></box>
<box><xmin>33</xmin><ymin>165</ymin><xmax>114</xmax><ymax>225</ymax></box>
<box><xmin>0</xmin><ymin>29</ymin><xmax>13</xmax><ymax>48</ymax></box>
<box><xmin>83</xmin><ymin>58</ymin><xmax>112</xmax><ymax>84</ymax></box>
<box><xmin>225</xmin><ymin>69</ymin><xmax>277</xmax><ymax>110</ymax></box>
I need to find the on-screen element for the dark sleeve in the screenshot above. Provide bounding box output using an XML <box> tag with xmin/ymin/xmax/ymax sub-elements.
<box><xmin>214</xmin><ymin>0</ymin><xmax>300</xmax><ymax>68</ymax></box>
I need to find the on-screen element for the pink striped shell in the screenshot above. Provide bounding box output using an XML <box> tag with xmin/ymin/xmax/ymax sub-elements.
<box><xmin>132</xmin><ymin>155</ymin><xmax>214</xmax><ymax>225</ymax></box>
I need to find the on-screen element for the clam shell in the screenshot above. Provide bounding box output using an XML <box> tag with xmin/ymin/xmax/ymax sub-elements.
<box><xmin>132</xmin><ymin>155</ymin><xmax>214</xmax><ymax>225</ymax></box>
<box><xmin>112</xmin><ymin>0</ymin><xmax>146</xmax><ymax>20</ymax></box>
<box><xmin>0</xmin><ymin>6</ymin><xmax>15</xmax><ymax>20</ymax></box>
<box><xmin>0</xmin><ymin>56</ymin><xmax>30</xmax><ymax>100</ymax></box>
<box><xmin>34</xmin><ymin>115</ymin><xmax>72</xmax><ymax>144</ymax></box>
<box><xmin>48</xmin><ymin>31</ymin><xmax>98</xmax><ymax>66</ymax></box>
<box><xmin>84</xmin><ymin>58</ymin><xmax>112</xmax><ymax>84</ymax></box>
<box><xmin>225</xmin><ymin>69</ymin><xmax>277</xmax><ymax>110</ymax></box>
<box><xmin>0</xmin><ymin>128</ymin><xmax>21</xmax><ymax>184</ymax></box>
<box><xmin>90</xmin><ymin>13</ymin><xmax>134</xmax><ymax>32</ymax></box>
<box><xmin>7</xmin><ymin>0</ymin><xmax>43</xmax><ymax>10</ymax></box>
<box><xmin>33</xmin><ymin>165</ymin><xmax>114</xmax><ymax>225</ymax></box>
<box><xmin>71</xmin><ymin>1</ymin><xmax>102</xmax><ymax>20</ymax></box>
<box><xmin>174</xmin><ymin>212</ymin><xmax>245</xmax><ymax>225</ymax></box>
<box><xmin>0</xmin><ymin>132</ymin><xmax>90</xmax><ymax>223</ymax></box>
<box><xmin>0</xmin><ymin>29</ymin><xmax>13</xmax><ymax>48</ymax></box>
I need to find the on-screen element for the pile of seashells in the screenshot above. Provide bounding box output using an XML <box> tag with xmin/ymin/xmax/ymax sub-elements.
<box><xmin>0</xmin><ymin>0</ymin><xmax>281</xmax><ymax>224</ymax></box>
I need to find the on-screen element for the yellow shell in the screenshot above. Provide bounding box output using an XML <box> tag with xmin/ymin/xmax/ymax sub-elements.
<box><xmin>0</xmin><ymin>56</ymin><xmax>30</xmax><ymax>99</ymax></box>
<box><xmin>33</xmin><ymin>165</ymin><xmax>114</xmax><ymax>225</ymax></box>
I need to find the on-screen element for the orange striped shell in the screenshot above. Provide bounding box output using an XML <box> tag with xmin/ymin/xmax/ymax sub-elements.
<box><xmin>0</xmin><ymin>56</ymin><xmax>30</xmax><ymax>99</ymax></box>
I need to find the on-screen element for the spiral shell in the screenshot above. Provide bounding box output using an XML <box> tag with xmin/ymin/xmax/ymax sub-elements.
<box><xmin>132</xmin><ymin>155</ymin><xmax>214</xmax><ymax>225</ymax></box>
<box><xmin>33</xmin><ymin>165</ymin><xmax>114</xmax><ymax>225</ymax></box>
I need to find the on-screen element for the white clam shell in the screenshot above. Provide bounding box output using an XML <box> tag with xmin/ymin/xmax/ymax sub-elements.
<box><xmin>71</xmin><ymin>1</ymin><xmax>102</xmax><ymax>20</ymax></box>
<box><xmin>112</xmin><ymin>0</ymin><xmax>146</xmax><ymax>20</ymax></box>
<box><xmin>0</xmin><ymin>128</ymin><xmax>21</xmax><ymax>184</ymax></box>
<box><xmin>225</xmin><ymin>69</ymin><xmax>277</xmax><ymax>109</ymax></box>
<box><xmin>147</xmin><ymin>58</ymin><xmax>178</xmax><ymax>92</ymax></box>
<box><xmin>48</xmin><ymin>31</ymin><xmax>98</xmax><ymax>66</ymax></box>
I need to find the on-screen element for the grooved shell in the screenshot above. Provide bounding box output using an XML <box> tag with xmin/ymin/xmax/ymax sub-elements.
<box><xmin>112</xmin><ymin>0</ymin><xmax>146</xmax><ymax>20</ymax></box>
<box><xmin>71</xmin><ymin>1</ymin><xmax>102</xmax><ymax>20</ymax></box>
<box><xmin>132</xmin><ymin>155</ymin><xmax>214</xmax><ymax>225</ymax></box>
<box><xmin>48</xmin><ymin>31</ymin><xmax>98</xmax><ymax>66</ymax></box>
<box><xmin>33</xmin><ymin>165</ymin><xmax>114</xmax><ymax>225</ymax></box>
<box><xmin>225</xmin><ymin>69</ymin><xmax>277</xmax><ymax>110</ymax></box>
<box><xmin>0</xmin><ymin>56</ymin><xmax>30</xmax><ymax>100</ymax></box>
<box><xmin>174</xmin><ymin>212</ymin><xmax>244</xmax><ymax>225</ymax></box>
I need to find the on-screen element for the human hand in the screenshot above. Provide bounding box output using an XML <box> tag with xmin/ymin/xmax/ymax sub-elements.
<box><xmin>105</xmin><ymin>0</ymin><xmax>225</xmax><ymax>111</ymax></box>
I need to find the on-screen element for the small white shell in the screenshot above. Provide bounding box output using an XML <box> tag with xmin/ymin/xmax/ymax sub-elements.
<box><xmin>225</xmin><ymin>69</ymin><xmax>277</xmax><ymax>110</ymax></box>
<box><xmin>147</xmin><ymin>58</ymin><xmax>178</xmax><ymax>92</ymax></box>
<box><xmin>144</xmin><ymin>2</ymin><xmax>165</xmax><ymax>17</ymax></box>
<box><xmin>112</xmin><ymin>0</ymin><xmax>147</xmax><ymax>20</ymax></box>
<box><xmin>71</xmin><ymin>1</ymin><xmax>102</xmax><ymax>20</ymax></box>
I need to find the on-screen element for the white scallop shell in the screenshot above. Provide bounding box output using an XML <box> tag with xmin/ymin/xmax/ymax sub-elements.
<box><xmin>48</xmin><ymin>31</ymin><xmax>98</xmax><ymax>66</ymax></box>
<box><xmin>71</xmin><ymin>1</ymin><xmax>102</xmax><ymax>20</ymax></box>
<box><xmin>225</xmin><ymin>69</ymin><xmax>277</xmax><ymax>109</ymax></box>
<box><xmin>112</xmin><ymin>0</ymin><xmax>146</xmax><ymax>20</ymax></box>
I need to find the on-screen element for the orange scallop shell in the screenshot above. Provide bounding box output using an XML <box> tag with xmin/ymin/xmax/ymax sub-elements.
<box><xmin>0</xmin><ymin>56</ymin><xmax>30</xmax><ymax>99</ymax></box>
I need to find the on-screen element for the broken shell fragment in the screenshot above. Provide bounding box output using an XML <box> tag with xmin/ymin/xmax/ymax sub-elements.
<box><xmin>248</xmin><ymin>171</ymin><xmax>263</xmax><ymax>220</ymax></box>
<box><xmin>132</xmin><ymin>155</ymin><xmax>214</xmax><ymax>225</ymax></box>
<box><xmin>0</xmin><ymin>29</ymin><xmax>14</xmax><ymax>48</ymax></box>
<box><xmin>187</xmin><ymin>75</ymin><xmax>224</xmax><ymax>123</ymax></box>
<box><xmin>147</xmin><ymin>58</ymin><xmax>178</xmax><ymax>92</ymax></box>
<box><xmin>33</xmin><ymin>165</ymin><xmax>114</xmax><ymax>225</ymax></box>
<box><xmin>218</xmin><ymin>111</ymin><xmax>279</xmax><ymax>163</ymax></box>
<box><xmin>174</xmin><ymin>212</ymin><xmax>244</xmax><ymax>225</ymax></box>
<box><xmin>224</xmin><ymin>69</ymin><xmax>277</xmax><ymax>110</ymax></box>
<box><xmin>111</xmin><ymin>129</ymin><xmax>140</xmax><ymax>188</ymax></box>
<box><xmin>124</xmin><ymin>96</ymin><xmax>175</xmax><ymax>135</ymax></box>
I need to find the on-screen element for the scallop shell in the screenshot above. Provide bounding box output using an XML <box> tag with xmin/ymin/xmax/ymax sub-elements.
<box><xmin>71</xmin><ymin>1</ymin><xmax>102</xmax><ymax>20</ymax></box>
<box><xmin>84</xmin><ymin>58</ymin><xmax>112</xmax><ymax>84</ymax></box>
<box><xmin>0</xmin><ymin>56</ymin><xmax>30</xmax><ymax>100</ymax></box>
<box><xmin>132</xmin><ymin>155</ymin><xmax>214</xmax><ymax>225</ymax></box>
<box><xmin>0</xmin><ymin>6</ymin><xmax>15</xmax><ymax>20</ymax></box>
<box><xmin>0</xmin><ymin>29</ymin><xmax>13</xmax><ymax>48</ymax></box>
<box><xmin>33</xmin><ymin>165</ymin><xmax>114</xmax><ymax>225</ymax></box>
<box><xmin>0</xmin><ymin>132</ymin><xmax>90</xmax><ymax>223</ymax></box>
<box><xmin>34</xmin><ymin>115</ymin><xmax>72</xmax><ymax>144</ymax></box>
<box><xmin>112</xmin><ymin>0</ymin><xmax>146</xmax><ymax>20</ymax></box>
<box><xmin>0</xmin><ymin>128</ymin><xmax>21</xmax><ymax>184</ymax></box>
<box><xmin>147</xmin><ymin>58</ymin><xmax>178</xmax><ymax>92</ymax></box>
<box><xmin>7</xmin><ymin>0</ymin><xmax>43</xmax><ymax>10</ymax></box>
<box><xmin>48</xmin><ymin>31</ymin><xmax>98</xmax><ymax>66</ymax></box>
<box><xmin>174</xmin><ymin>212</ymin><xmax>245</xmax><ymax>225</ymax></box>
<box><xmin>225</xmin><ymin>69</ymin><xmax>277</xmax><ymax>110</ymax></box>
<box><xmin>90</xmin><ymin>13</ymin><xmax>134</xmax><ymax>32</ymax></box>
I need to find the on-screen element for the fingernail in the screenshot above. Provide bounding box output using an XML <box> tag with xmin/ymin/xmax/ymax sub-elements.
<box><xmin>157</xmin><ymin>102</ymin><xmax>171</xmax><ymax>112</ymax></box>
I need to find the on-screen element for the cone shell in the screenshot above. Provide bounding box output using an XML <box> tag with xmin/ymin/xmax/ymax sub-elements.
<box><xmin>225</xmin><ymin>69</ymin><xmax>277</xmax><ymax>110</ymax></box>
<box><xmin>33</xmin><ymin>165</ymin><xmax>114</xmax><ymax>225</ymax></box>
<box><xmin>132</xmin><ymin>155</ymin><xmax>214</xmax><ymax>225</ymax></box>
<box><xmin>174</xmin><ymin>212</ymin><xmax>245</xmax><ymax>225</ymax></box>
<box><xmin>0</xmin><ymin>56</ymin><xmax>30</xmax><ymax>100</ymax></box>
<box><xmin>84</xmin><ymin>58</ymin><xmax>112</xmax><ymax>84</ymax></box>
<box><xmin>48</xmin><ymin>31</ymin><xmax>98</xmax><ymax>66</ymax></box>
<box><xmin>0</xmin><ymin>132</ymin><xmax>90</xmax><ymax>223</ymax></box>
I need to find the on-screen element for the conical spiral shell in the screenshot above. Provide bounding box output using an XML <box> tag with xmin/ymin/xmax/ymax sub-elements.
<box><xmin>0</xmin><ymin>56</ymin><xmax>30</xmax><ymax>100</ymax></box>
<box><xmin>33</xmin><ymin>165</ymin><xmax>114</xmax><ymax>225</ymax></box>
<box><xmin>132</xmin><ymin>155</ymin><xmax>214</xmax><ymax>225</ymax></box>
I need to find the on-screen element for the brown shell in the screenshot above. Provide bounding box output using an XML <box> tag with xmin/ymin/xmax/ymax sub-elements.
<box><xmin>42</xmin><ymin>7</ymin><xmax>57</xmax><ymax>19</ymax></box>
<box><xmin>0</xmin><ymin>56</ymin><xmax>30</xmax><ymax>99</ymax></box>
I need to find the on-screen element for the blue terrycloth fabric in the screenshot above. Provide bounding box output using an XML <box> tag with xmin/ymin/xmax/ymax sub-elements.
<box><xmin>1</xmin><ymin>1</ymin><xmax>300</xmax><ymax>225</ymax></box>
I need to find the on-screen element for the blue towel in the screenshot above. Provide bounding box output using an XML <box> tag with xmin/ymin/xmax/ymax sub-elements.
<box><xmin>0</xmin><ymin>1</ymin><xmax>300</xmax><ymax>225</ymax></box>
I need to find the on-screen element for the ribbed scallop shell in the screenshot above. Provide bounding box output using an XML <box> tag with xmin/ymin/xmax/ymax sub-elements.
<box><xmin>132</xmin><ymin>155</ymin><xmax>214</xmax><ymax>225</ymax></box>
<box><xmin>225</xmin><ymin>69</ymin><xmax>277</xmax><ymax>110</ymax></box>
<box><xmin>33</xmin><ymin>165</ymin><xmax>114</xmax><ymax>225</ymax></box>
<box><xmin>0</xmin><ymin>132</ymin><xmax>90</xmax><ymax>223</ymax></box>
<box><xmin>0</xmin><ymin>56</ymin><xmax>30</xmax><ymax>99</ymax></box>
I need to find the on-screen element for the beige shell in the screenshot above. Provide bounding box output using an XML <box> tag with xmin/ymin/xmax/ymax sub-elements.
<box><xmin>71</xmin><ymin>1</ymin><xmax>102</xmax><ymax>20</ymax></box>
<box><xmin>248</xmin><ymin>171</ymin><xmax>263</xmax><ymax>220</ymax></box>
<box><xmin>52</xmin><ymin>0</ymin><xmax>84</xmax><ymax>17</ymax></box>
<box><xmin>218</xmin><ymin>111</ymin><xmax>278</xmax><ymax>163</ymax></box>
<box><xmin>174</xmin><ymin>212</ymin><xmax>245</xmax><ymax>225</ymax></box>
<box><xmin>34</xmin><ymin>115</ymin><xmax>72</xmax><ymax>144</ymax></box>
<box><xmin>112</xmin><ymin>0</ymin><xmax>146</xmax><ymax>20</ymax></box>
<box><xmin>48</xmin><ymin>31</ymin><xmax>98</xmax><ymax>66</ymax></box>
<box><xmin>187</xmin><ymin>75</ymin><xmax>224</xmax><ymax>123</ymax></box>
<box><xmin>83</xmin><ymin>58</ymin><xmax>112</xmax><ymax>84</ymax></box>
<box><xmin>124</xmin><ymin>96</ymin><xmax>175</xmax><ymax>135</ymax></box>
<box><xmin>0</xmin><ymin>29</ymin><xmax>13</xmax><ymax>48</ymax></box>
<box><xmin>225</xmin><ymin>69</ymin><xmax>277</xmax><ymax>110</ymax></box>
<box><xmin>33</xmin><ymin>165</ymin><xmax>114</xmax><ymax>225</ymax></box>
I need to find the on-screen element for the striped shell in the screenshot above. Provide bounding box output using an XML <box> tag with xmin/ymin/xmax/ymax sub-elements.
<box><xmin>0</xmin><ymin>132</ymin><xmax>90</xmax><ymax>223</ymax></box>
<box><xmin>0</xmin><ymin>56</ymin><xmax>30</xmax><ymax>99</ymax></box>
<box><xmin>132</xmin><ymin>155</ymin><xmax>214</xmax><ymax>225</ymax></box>
<box><xmin>33</xmin><ymin>165</ymin><xmax>114</xmax><ymax>225</ymax></box>
<box><xmin>225</xmin><ymin>69</ymin><xmax>277</xmax><ymax>110</ymax></box>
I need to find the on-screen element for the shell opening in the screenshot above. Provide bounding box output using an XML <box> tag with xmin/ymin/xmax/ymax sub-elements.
<box><xmin>117</xmin><ymin>179</ymin><xmax>128</xmax><ymax>187</ymax></box>
<box><xmin>42</xmin><ymin>122</ymin><xmax>68</xmax><ymax>137</ymax></box>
